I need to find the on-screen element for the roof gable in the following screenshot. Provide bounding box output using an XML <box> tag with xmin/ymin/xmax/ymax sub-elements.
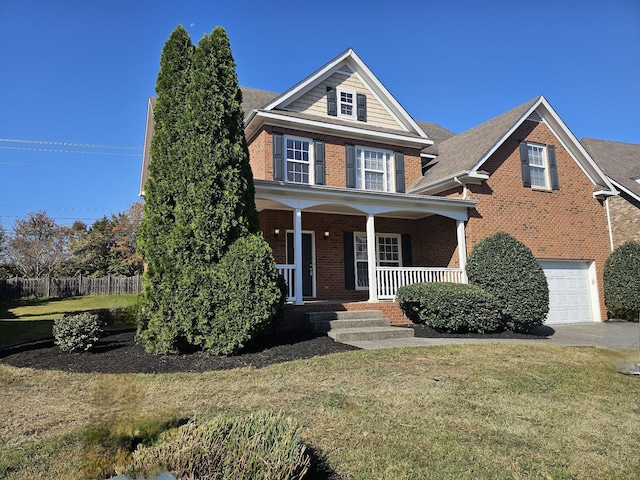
<box><xmin>260</xmin><ymin>48</ymin><xmax>428</xmax><ymax>139</ymax></box>
<box><xmin>411</xmin><ymin>96</ymin><xmax>617</xmax><ymax>196</ymax></box>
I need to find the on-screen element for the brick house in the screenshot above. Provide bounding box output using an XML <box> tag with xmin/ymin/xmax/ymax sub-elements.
<box><xmin>581</xmin><ymin>138</ymin><xmax>640</xmax><ymax>248</ymax></box>
<box><xmin>141</xmin><ymin>48</ymin><xmax>619</xmax><ymax>325</ymax></box>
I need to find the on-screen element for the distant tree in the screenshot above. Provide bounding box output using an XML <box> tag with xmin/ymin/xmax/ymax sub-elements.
<box><xmin>110</xmin><ymin>202</ymin><xmax>144</xmax><ymax>276</ymax></box>
<box><xmin>137</xmin><ymin>26</ymin><xmax>277</xmax><ymax>355</ymax></box>
<box><xmin>6</xmin><ymin>211</ymin><xmax>70</xmax><ymax>278</ymax></box>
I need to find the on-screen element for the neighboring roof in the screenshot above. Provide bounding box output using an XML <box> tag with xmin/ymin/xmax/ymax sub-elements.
<box><xmin>410</xmin><ymin>96</ymin><xmax>617</xmax><ymax>197</ymax></box>
<box><xmin>581</xmin><ymin>138</ymin><xmax>640</xmax><ymax>201</ymax></box>
<box><xmin>415</xmin><ymin>121</ymin><xmax>456</xmax><ymax>156</ymax></box>
<box><xmin>240</xmin><ymin>87</ymin><xmax>278</xmax><ymax>118</ymax></box>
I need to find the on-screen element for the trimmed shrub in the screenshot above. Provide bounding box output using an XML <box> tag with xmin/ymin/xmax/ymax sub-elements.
<box><xmin>466</xmin><ymin>232</ymin><xmax>549</xmax><ymax>332</ymax></box>
<box><xmin>53</xmin><ymin>312</ymin><xmax>103</xmax><ymax>352</ymax></box>
<box><xmin>119</xmin><ymin>412</ymin><xmax>310</xmax><ymax>480</ymax></box>
<box><xmin>604</xmin><ymin>241</ymin><xmax>640</xmax><ymax>321</ymax></box>
<box><xmin>396</xmin><ymin>282</ymin><xmax>502</xmax><ymax>333</ymax></box>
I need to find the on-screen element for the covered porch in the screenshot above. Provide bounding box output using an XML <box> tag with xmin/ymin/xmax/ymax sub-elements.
<box><xmin>255</xmin><ymin>180</ymin><xmax>476</xmax><ymax>305</ymax></box>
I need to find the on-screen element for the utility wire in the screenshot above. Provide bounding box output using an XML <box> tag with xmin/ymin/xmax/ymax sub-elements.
<box><xmin>0</xmin><ymin>146</ymin><xmax>141</xmax><ymax>157</ymax></box>
<box><xmin>0</xmin><ymin>138</ymin><xmax>143</xmax><ymax>150</ymax></box>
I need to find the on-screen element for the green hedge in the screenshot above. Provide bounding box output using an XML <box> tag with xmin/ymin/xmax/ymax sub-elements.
<box><xmin>466</xmin><ymin>232</ymin><xmax>549</xmax><ymax>332</ymax></box>
<box><xmin>604</xmin><ymin>241</ymin><xmax>640</xmax><ymax>321</ymax></box>
<box><xmin>119</xmin><ymin>412</ymin><xmax>310</xmax><ymax>480</ymax></box>
<box><xmin>396</xmin><ymin>282</ymin><xmax>502</xmax><ymax>333</ymax></box>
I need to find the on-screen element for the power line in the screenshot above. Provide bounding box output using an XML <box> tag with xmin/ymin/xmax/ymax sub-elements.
<box><xmin>0</xmin><ymin>138</ymin><xmax>143</xmax><ymax>150</ymax></box>
<box><xmin>0</xmin><ymin>161</ymin><xmax>136</xmax><ymax>170</ymax></box>
<box><xmin>0</xmin><ymin>146</ymin><xmax>141</xmax><ymax>157</ymax></box>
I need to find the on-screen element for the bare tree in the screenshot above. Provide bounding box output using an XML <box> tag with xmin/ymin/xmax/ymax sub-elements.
<box><xmin>6</xmin><ymin>211</ymin><xmax>70</xmax><ymax>278</ymax></box>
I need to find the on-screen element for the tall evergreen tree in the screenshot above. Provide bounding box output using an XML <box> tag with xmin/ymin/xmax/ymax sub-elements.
<box><xmin>138</xmin><ymin>26</ymin><xmax>271</xmax><ymax>354</ymax></box>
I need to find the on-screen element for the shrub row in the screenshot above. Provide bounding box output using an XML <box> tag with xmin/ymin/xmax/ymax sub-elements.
<box><xmin>397</xmin><ymin>282</ymin><xmax>502</xmax><ymax>333</ymax></box>
<box><xmin>118</xmin><ymin>412</ymin><xmax>310</xmax><ymax>480</ymax></box>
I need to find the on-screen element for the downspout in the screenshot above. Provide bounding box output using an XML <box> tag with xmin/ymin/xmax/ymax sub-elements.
<box><xmin>453</xmin><ymin>177</ymin><xmax>468</xmax><ymax>199</ymax></box>
<box><xmin>605</xmin><ymin>196</ymin><xmax>614</xmax><ymax>252</ymax></box>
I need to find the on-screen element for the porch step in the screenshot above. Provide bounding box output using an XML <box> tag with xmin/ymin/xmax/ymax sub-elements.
<box><xmin>305</xmin><ymin>310</ymin><xmax>414</xmax><ymax>343</ymax></box>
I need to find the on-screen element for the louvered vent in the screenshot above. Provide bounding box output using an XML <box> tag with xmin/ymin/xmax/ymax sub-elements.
<box><xmin>527</xmin><ymin>111</ymin><xmax>543</xmax><ymax>122</ymax></box>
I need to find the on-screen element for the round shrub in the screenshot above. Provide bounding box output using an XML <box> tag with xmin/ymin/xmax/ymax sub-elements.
<box><xmin>120</xmin><ymin>412</ymin><xmax>310</xmax><ymax>480</ymax></box>
<box><xmin>191</xmin><ymin>234</ymin><xmax>286</xmax><ymax>355</ymax></box>
<box><xmin>604</xmin><ymin>241</ymin><xmax>640</xmax><ymax>321</ymax></box>
<box><xmin>466</xmin><ymin>232</ymin><xmax>549</xmax><ymax>332</ymax></box>
<box><xmin>53</xmin><ymin>312</ymin><xmax>103</xmax><ymax>353</ymax></box>
<box><xmin>396</xmin><ymin>282</ymin><xmax>502</xmax><ymax>333</ymax></box>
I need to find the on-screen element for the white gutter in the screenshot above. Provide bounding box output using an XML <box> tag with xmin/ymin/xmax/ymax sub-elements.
<box><xmin>605</xmin><ymin>196</ymin><xmax>615</xmax><ymax>252</ymax></box>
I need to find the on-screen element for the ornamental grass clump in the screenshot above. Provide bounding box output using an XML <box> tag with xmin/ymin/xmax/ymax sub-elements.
<box><xmin>604</xmin><ymin>240</ymin><xmax>640</xmax><ymax>321</ymax></box>
<box><xmin>119</xmin><ymin>411</ymin><xmax>310</xmax><ymax>480</ymax></box>
<box><xmin>396</xmin><ymin>282</ymin><xmax>502</xmax><ymax>333</ymax></box>
<box><xmin>466</xmin><ymin>232</ymin><xmax>549</xmax><ymax>332</ymax></box>
<box><xmin>53</xmin><ymin>312</ymin><xmax>102</xmax><ymax>352</ymax></box>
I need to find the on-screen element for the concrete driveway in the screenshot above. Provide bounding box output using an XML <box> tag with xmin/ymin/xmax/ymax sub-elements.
<box><xmin>345</xmin><ymin>321</ymin><xmax>640</xmax><ymax>350</ymax></box>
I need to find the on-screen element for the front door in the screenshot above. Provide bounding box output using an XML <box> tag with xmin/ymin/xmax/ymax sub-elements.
<box><xmin>286</xmin><ymin>232</ymin><xmax>314</xmax><ymax>297</ymax></box>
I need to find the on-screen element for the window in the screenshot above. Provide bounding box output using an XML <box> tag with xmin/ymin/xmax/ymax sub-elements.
<box><xmin>520</xmin><ymin>141</ymin><xmax>560</xmax><ymax>190</ymax></box>
<box><xmin>354</xmin><ymin>234</ymin><xmax>401</xmax><ymax>289</ymax></box>
<box><xmin>356</xmin><ymin>147</ymin><xmax>394</xmax><ymax>192</ymax></box>
<box><xmin>285</xmin><ymin>136</ymin><xmax>312</xmax><ymax>184</ymax></box>
<box><xmin>338</xmin><ymin>89</ymin><xmax>355</xmax><ymax>119</ymax></box>
<box><xmin>527</xmin><ymin>144</ymin><xmax>548</xmax><ymax>189</ymax></box>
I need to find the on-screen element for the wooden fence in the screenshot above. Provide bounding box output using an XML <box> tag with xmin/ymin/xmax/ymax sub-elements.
<box><xmin>0</xmin><ymin>274</ymin><xmax>143</xmax><ymax>300</ymax></box>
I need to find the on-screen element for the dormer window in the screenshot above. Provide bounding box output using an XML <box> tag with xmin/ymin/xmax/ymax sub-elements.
<box><xmin>327</xmin><ymin>86</ymin><xmax>367</xmax><ymax>122</ymax></box>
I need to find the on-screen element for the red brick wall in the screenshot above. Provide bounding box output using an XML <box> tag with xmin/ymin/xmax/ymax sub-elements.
<box><xmin>609</xmin><ymin>193</ymin><xmax>640</xmax><ymax>247</ymax></box>
<box><xmin>248</xmin><ymin>125</ymin><xmax>422</xmax><ymax>188</ymax></box>
<box><xmin>457</xmin><ymin>120</ymin><xmax>610</xmax><ymax>319</ymax></box>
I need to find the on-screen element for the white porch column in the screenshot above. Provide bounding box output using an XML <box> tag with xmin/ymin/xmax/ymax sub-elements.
<box><xmin>456</xmin><ymin>220</ymin><xmax>468</xmax><ymax>283</ymax></box>
<box><xmin>366</xmin><ymin>213</ymin><xmax>378</xmax><ymax>302</ymax></box>
<box><xmin>294</xmin><ymin>208</ymin><xmax>304</xmax><ymax>305</ymax></box>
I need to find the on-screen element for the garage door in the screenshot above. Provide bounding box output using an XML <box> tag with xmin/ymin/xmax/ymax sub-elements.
<box><xmin>539</xmin><ymin>261</ymin><xmax>593</xmax><ymax>324</ymax></box>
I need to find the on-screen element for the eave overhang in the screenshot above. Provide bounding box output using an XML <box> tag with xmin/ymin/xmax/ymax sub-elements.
<box><xmin>254</xmin><ymin>179</ymin><xmax>475</xmax><ymax>222</ymax></box>
<box><xmin>408</xmin><ymin>170</ymin><xmax>490</xmax><ymax>195</ymax></box>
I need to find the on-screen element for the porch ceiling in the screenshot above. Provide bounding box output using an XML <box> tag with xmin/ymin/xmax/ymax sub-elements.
<box><xmin>254</xmin><ymin>180</ymin><xmax>476</xmax><ymax>221</ymax></box>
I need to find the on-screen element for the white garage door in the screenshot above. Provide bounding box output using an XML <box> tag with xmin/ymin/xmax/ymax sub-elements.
<box><xmin>539</xmin><ymin>261</ymin><xmax>593</xmax><ymax>324</ymax></box>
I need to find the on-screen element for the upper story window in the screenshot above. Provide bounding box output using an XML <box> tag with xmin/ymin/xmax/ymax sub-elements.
<box><xmin>519</xmin><ymin>141</ymin><xmax>560</xmax><ymax>191</ymax></box>
<box><xmin>285</xmin><ymin>136</ymin><xmax>312</xmax><ymax>184</ymax></box>
<box><xmin>338</xmin><ymin>89</ymin><xmax>355</xmax><ymax>119</ymax></box>
<box><xmin>527</xmin><ymin>144</ymin><xmax>548</xmax><ymax>189</ymax></box>
<box><xmin>356</xmin><ymin>147</ymin><xmax>394</xmax><ymax>192</ymax></box>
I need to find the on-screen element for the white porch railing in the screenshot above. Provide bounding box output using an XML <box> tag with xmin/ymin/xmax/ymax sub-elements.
<box><xmin>276</xmin><ymin>264</ymin><xmax>295</xmax><ymax>302</ymax></box>
<box><xmin>376</xmin><ymin>267</ymin><xmax>466</xmax><ymax>300</ymax></box>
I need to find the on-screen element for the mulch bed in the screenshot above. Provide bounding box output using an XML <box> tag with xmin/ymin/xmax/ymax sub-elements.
<box><xmin>0</xmin><ymin>325</ymin><xmax>551</xmax><ymax>374</ymax></box>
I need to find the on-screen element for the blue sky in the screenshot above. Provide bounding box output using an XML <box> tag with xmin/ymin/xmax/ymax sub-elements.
<box><xmin>1</xmin><ymin>0</ymin><xmax>638</xmax><ymax>230</ymax></box>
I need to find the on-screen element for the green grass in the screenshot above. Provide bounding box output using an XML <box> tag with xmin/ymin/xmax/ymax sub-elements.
<box><xmin>1</xmin><ymin>344</ymin><xmax>639</xmax><ymax>479</ymax></box>
<box><xmin>0</xmin><ymin>295</ymin><xmax>139</xmax><ymax>349</ymax></box>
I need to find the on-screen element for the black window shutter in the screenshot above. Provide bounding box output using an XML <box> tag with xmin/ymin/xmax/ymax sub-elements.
<box><xmin>395</xmin><ymin>152</ymin><xmax>405</xmax><ymax>193</ymax></box>
<box><xmin>401</xmin><ymin>234</ymin><xmax>412</xmax><ymax>267</ymax></box>
<box><xmin>327</xmin><ymin>86</ymin><xmax>337</xmax><ymax>116</ymax></box>
<box><xmin>357</xmin><ymin>93</ymin><xmax>367</xmax><ymax>122</ymax></box>
<box><xmin>519</xmin><ymin>141</ymin><xmax>531</xmax><ymax>187</ymax></box>
<box><xmin>344</xmin><ymin>231</ymin><xmax>355</xmax><ymax>290</ymax></box>
<box><xmin>548</xmin><ymin>145</ymin><xmax>560</xmax><ymax>190</ymax></box>
<box><xmin>273</xmin><ymin>133</ymin><xmax>284</xmax><ymax>181</ymax></box>
<box><xmin>286</xmin><ymin>233</ymin><xmax>294</xmax><ymax>264</ymax></box>
<box><xmin>346</xmin><ymin>144</ymin><xmax>356</xmax><ymax>188</ymax></box>
<box><xmin>314</xmin><ymin>140</ymin><xmax>325</xmax><ymax>185</ymax></box>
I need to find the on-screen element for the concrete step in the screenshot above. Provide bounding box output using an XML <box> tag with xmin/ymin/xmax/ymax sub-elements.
<box><xmin>309</xmin><ymin>317</ymin><xmax>391</xmax><ymax>332</ymax></box>
<box><xmin>305</xmin><ymin>310</ymin><xmax>384</xmax><ymax>322</ymax></box>
<box><xmin>328</xmin><ymin>326</ymin><xmax>415</xmax><ymax>342</ymax></box>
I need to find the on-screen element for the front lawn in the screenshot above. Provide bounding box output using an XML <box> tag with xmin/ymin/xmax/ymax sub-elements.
<box><xmin>1</xmin><ymin>344</ymin><xmax>638</xmax><ymax>479</ymax></box>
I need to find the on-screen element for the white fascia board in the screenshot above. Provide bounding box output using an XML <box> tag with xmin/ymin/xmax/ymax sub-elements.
<box><xmin>139</xmin><ymin>96</ymin><xmax>155</xmax><ymax>197</ymax></box>
<box><xmin>608</xmin><ymin>179</ymin><xmax>637</xmax><ymax>202</ymax></box>
<box><xmin>255</xmin><ymin>180</ymin><xmax>476</xmax><ymax>221</ymax></box>
<box><xmin>410</xmin><ymin>170</ymin><xmax>489</xmax><ymax>195</ymax></box>
<box><xmin>251</xmin><ymin>111</ymin><xmax>434</xmax><ymax>148</ymax></box>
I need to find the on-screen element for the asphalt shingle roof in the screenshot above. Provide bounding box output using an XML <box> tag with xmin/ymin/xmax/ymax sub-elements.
<box><xmin>581</xmin><ymin>138</ymin><xmax>640</xmax><ymax>198</ymax></box>
<box><xmin>411</xmin><ymin>97</ymin><xmax>540</xmax><ymax>191</ymax></box>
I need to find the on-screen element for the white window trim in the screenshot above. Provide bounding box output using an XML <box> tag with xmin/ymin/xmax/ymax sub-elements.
<box><xmin>337</xmin><ymin>88</ymin><xmax>356</xmax><ymax>120</ymax></box>
<box><xmin>353</xmin><ymin>232</ymin><xmax>402</xmax><ymax>290</ymax></box>
<box><xmin>284</xmin><ymin>135</ymin><xmax>314</xmax><ymax>185</ymax></box>
<box><xmin>355</xmin><ymin>146</ymin><xmax>395</xmax><ymax>192</ymax></box>
<box><xmin>527</xmin><ymin>143</ymin><xmax>550</xmax><ymax>190</ymax></box>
